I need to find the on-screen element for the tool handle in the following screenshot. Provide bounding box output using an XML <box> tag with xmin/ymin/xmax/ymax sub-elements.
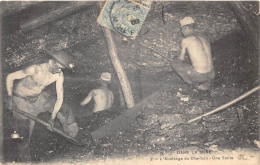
<box><xmin>12</xmin><ymin>106</ymin><xmax>79</xmax><ymax>144</ymax></box>
<box><xmin>187</xmin><ymin>85</ymin><xmax>260</xmax><ymax>124</ymax></box>
<box><xmin>148</xmin><ymin>47</ymin><xmax>174</xmax><ymax>62</ymax></box>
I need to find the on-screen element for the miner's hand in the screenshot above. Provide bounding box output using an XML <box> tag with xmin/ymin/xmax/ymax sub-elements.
<box><xmin>47</xmin><ymin>118</ymin><xmax>55</xmax><ymax>131</ymax></box>
<box><xmin>7</xmin><ymin>96</ymin><xmax>13</xmax><ymax>110</ymax></box>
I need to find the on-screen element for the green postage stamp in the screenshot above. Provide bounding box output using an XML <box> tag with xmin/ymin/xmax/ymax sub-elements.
<box><xmin>97</xmin><ymin>0</ymin><xmax>152</xmax><ymax>39</ymax></box>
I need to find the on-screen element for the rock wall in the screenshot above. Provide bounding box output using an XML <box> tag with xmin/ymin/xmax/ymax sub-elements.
<box><xmin>3</xmin><ymin>1</ymin><xmax>240</xmax><ymax>73</ymax></box>
<box><xmin>114</xmin><ymin>1</ymin><xmax>241</xmax><ymax>74</ymax></box>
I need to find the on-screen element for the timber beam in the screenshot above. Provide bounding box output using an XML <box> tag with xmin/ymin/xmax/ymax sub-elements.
<box><xmin>91</xmin><ymin>83</ymin><xmax>173</xmax><ymax>141</ymax></box>
<box><xmin>0</xmin><ymin>1</ymin><xmax>41</xmax><ymax>17</ymax></box>
<box><xmin>20</xmin><ymin>1</ymin><xmax>96</xmax><ymax>32</ymax></box>
<box><xmin>229</xmin><ymin>2</ymin><xmax>259</xmax><ymax>48</ymax></box>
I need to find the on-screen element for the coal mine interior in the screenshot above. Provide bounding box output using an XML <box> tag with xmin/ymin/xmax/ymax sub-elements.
<box><xmin>1</xmin><ymin>1</ymin><xmax>259</xmax><ymax>163</ymax></box>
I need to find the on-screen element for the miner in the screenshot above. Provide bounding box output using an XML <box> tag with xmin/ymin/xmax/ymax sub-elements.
<box><xmin>6</xmin><ymin>50</ymin><xmax>79</xmax><ymax>161</ymax></box>
<box><xmin>80</xmin><ymin>72</ymin><xmax>114</xmax><ymax>113</ymax></box>
<box><xmin>172</xmin><ymin>17</ymin><xmax>215</xmax><ymax>91</ymax></box>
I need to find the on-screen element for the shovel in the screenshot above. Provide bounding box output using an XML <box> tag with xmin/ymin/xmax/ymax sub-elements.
<box><xmin>12</xmin><ymin>106</ymin><xmax>90</xmax><ymax>146</ymax></box>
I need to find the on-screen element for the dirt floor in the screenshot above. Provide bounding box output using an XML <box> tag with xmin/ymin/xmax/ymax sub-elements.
<box><xmin>1</xmin><ymin>1</ymin><xmax>259</xmax><ymax>163</ymax></box>
<box><xmin>3</xmin><ymin>29</ymin><xmax>259</xmax><ymax>163</ymax></box>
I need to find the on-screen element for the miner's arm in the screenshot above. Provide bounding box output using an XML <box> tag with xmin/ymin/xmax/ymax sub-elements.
<box><xmin>6</xmin><ymin>66</ymin><xmax>36</xmax><ymax>109</ymax></box>
<box><xmin>51</xmin><ymin>72</ymin><xmax>64</xmax><ymax>120</ymax></box>
<box><xmin>179</xmin><ymin>39</ymin><xmax>187</xmax><ymax>61</ymax></box>
<box><xmin>6</xmin><ymin>66</ymin><xmax>36</xmax><ymax>96</ymax></box>
<box><xmin>80</xmin><ymin>90</ymin><xmax>94</xmax><ymax>106</ymax></box>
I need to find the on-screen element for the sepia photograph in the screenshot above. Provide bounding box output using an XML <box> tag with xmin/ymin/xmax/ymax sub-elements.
<box><xmin>0</xmin><ymin>0</ymin><xmax>259</xmax><ymax>164</ymax></box>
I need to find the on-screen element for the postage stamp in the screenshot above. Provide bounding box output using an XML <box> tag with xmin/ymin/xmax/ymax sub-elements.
<box><xmin>97</xmin><ymin>0</ymin><xmax>152</xmax><ymax>38</ymax></box>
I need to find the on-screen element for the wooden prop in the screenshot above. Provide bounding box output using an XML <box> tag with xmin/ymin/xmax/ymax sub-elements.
<box><xmin>98</xmin><ymin>1</ymin><xmax>135</xmax><ymax>109</ymax></box>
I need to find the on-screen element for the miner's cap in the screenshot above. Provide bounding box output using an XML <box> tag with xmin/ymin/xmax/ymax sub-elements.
<box><xmin>100</xmin><ymin>72</ymin><xmax>111</xmax><ymax>82</ymax></box>
<box><xmin>47</xmin><ymin>50</ymin><xmax>75</xmax><ymax>71</ymax></box>
<box><xmin>180</xmin><ymin>17</ymin><xmax>195</xmax><ymax>27</ymax></box>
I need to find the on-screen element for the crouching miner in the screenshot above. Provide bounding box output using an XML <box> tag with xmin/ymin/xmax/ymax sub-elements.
<box><xmin>172</xmin><ymin>17</ymin><xmax>215</xmax><ymax>91</ymax></box>
<box><xmin>6</xmin><ymin>50</ymin><xmax>79</xmax><ymax>162</ymax></box>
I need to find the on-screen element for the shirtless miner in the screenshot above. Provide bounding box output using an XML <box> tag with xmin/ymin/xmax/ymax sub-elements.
<box><xmin>172</xmin><ymin>17</ymin><xmax>215</xmax><ymax>91</ymax></box>
<box><xmin>80</xmin><ymin>72</ymin><xmax>114</xmax><ymax>113</ymax></box>
<box><xmin>6</xmin><ymin>50</ymin><xmax>79</xmax><ymax>161</ymax></box>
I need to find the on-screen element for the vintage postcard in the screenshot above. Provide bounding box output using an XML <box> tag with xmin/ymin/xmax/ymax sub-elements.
<box><xmin>0</xmin><ymin>1</ymin><xmax>259</xmax><ymax>165</ymax></box>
